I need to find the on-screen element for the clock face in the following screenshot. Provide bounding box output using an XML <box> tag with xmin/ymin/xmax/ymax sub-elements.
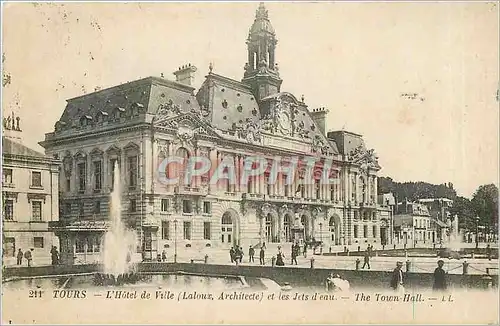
<box><xmin>278</xmin><ymin>112</ymin><xmax>291</xmax><ymax>131</ymax></box>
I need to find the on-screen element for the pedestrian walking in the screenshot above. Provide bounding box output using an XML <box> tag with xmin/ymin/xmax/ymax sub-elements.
<box><xmin>249</xmin><ymin>245</ymin><xmax>255</xmax><ymax>263</ymax></box>
<box><xmin>259</xmin><ymin>246</ymin><xmax>265</xmax><ymax>265</ymax></box>
<box><xmin>230</xmin><ymin>247</ymin><xmax>235</xmax><ymax>263</ymax></box>
<box><xmin>303</xmin><ymin>244</ymin><xmax>307</xmax><ymax>258</ymax></box>
<box><xmin>16</xmin><ymin>248</ymin><xmax>23</xmax><ymax>265</ymax></box>
<box><xmin>161</xmin><ymin>250</ymin><xmax>167</xmax><ymax>262</ymax></box>
<box><xmin>362</xmin><ymin>251</ymin><xmax>370</xmax><ymax>269</ymax></box>
<box><xmin>433</xmin><ymin>260</ymin><xmax>447</xmax><ymax>291</ymax></box>
<box><xmin>390</xmin><ymin>261</ymin><xmax>405</xmax><ymax>292</ymax></box>
<box><xmin>24</xmin><ymin>249</ymin><xmax>33</xmax><ymax>267</ymax></box>
<box><xmin>291</xmin><ymin>243</ymin><xmax>298</xmax><ymax>265</ymax></box>
<box><xmin>275</xmin><ymin>247</ymin><xmax>285</xmax><ymax>266</ymax></box>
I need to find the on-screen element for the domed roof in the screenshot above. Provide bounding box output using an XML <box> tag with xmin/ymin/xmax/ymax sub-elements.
<box><xmin>249</xmin><ymin>3</ymin><xmax>275</xmax><ymax>36</ymax></box>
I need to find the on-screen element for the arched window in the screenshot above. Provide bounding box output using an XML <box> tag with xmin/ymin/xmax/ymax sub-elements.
<box><xmin>284</xmin><ymin>214</ymin><xmax>292</xmax><ymax>242</ymax></box>
<box><xmin>265</xmin><ymin>214</ymin><xmax>273</xmax><ymax>243</ymax></box>
<box><xmin>221</xmin><ymin>212</ymin><xmax>233</xmax><ymax>244</ymax></box>
<box><xmin>175</xmin><ymin>147</ymin><xmax>190</xmax><ymax>185</ymax></box>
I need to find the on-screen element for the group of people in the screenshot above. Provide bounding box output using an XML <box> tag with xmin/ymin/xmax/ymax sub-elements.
<box><xmin>229</xmin><ymin>244</ymin><xmax>267</xmax><ymax>265</ymax></box>
<box><xmin>390</xmin><ymin>260</ymin><xmax>448</xmax><ymax>291</ymax></box>
<box><xmin>362</xmin><ymin>244</ymin><xmax>375</xmax><ymax>269</ymax></box>
<box><xmin>228</xmin><ymin>242</ymin><xmax>311</xmax><ymax>267</ymax></box>
<box><xmin>326</xmin><ymin>259</ymin><xmax>448</xmax><ymax>293</ymax></box>
<box><xmin>16</xmin><ymin>246</ymin><xmax>60</xmax><ymax>267</ymax></box>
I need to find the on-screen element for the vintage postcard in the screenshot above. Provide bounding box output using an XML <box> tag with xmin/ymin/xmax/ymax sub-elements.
<box><xmin>1</xmin><ymin>1</ymin><xmax>499</xmax><ymax>324</ymax></box>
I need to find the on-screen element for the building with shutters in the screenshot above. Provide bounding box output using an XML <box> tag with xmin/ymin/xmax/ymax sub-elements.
<box><xmin>40</xmin><ymin>3</ymin><xmax>392</xmax><ymax>264</ymax></box>
<box><xmin>2</xmin><ymin>113</ymin><xmax>60</xmax><ymax>266</ymax></box>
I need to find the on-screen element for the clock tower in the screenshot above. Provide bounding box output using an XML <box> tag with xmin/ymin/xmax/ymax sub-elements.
<box><xmin>242</xmin><ymin>2</ymin><xmax>283</xmax><ymax>101</ymax></box>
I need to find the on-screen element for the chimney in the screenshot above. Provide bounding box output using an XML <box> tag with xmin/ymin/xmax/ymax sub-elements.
<box><xmin>173</xmin><ymin>63</ymin><xmax>197</xmax><ymax>86</ymax></box>
<box><xmin>310</xmin><ymin>107</ymin><xmax>329</xmax><ymax>134</ymax></box>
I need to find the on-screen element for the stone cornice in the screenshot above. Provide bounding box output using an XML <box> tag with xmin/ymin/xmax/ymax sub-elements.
<box><xmin>40</xmin><ymin>123</ymin><xmax>150</xmax><ymax>148</ymax></box>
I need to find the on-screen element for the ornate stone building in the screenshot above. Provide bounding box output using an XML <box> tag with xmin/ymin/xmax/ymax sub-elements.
<box><xmin>2</xmin><ymin>114</ymin><xmax>60</xmax><ymax>266</ymax></box>
<box><xmin>40</xmin><ymin>3</ymin><xmax>391</xmax><ymax>264</ymax></box>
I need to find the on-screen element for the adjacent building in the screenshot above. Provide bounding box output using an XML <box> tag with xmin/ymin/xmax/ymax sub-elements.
<box><xmin>40</xmin><ymin>3</ymin><xmax>392</xmax><ymax>264</ymax></box>
<box><xmin>2</xmin><ymin>113</ymin><xmax>60</xmax><ymax>266</ymax></box>
<box><xmin>393</xmin><ymin>200</ymin><xmax>437</xmax><ymax>246</ymax></box>
<box><xmin>418</xmin><ymin>197</ymin><xmax>453</xmax><ymax>242</ymax></box>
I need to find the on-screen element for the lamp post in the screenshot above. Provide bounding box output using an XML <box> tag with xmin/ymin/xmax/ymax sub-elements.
<box><xmin>475</xmin><ymin>216</ymin><xmax>480</xmax><ymax>249</ymax></box>
<box><xmin>174</xmin><ymin>219</ymin><xmax>178</xmax><ymax>263</ymax></box>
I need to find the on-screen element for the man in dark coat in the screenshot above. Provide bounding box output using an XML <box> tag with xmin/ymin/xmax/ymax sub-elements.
<box><xmin>230</xmin><ymin>247</ymin><xmax>235</xmax><ymax>263</ymax></box>
<box><xmin>291</xmin><ymin>243</ymin><xmax>298</xmax><ymax>265</ymax></box>
<box><xmin>433</xmin><ymin>260</ymin><xmax>447</xmax><ymax>291</ymax></box>
<box><xmin>362</xmin><ymin>251</ymin><xmax>371</xmax><ymax>269</ymax></box>
<box><xmin>249</xmin><ymin>246</ymin><xmax>255</xmax><ymax>263</ymax></box>
<box><xmin>390</xmin><ymin>261</ymin><xmax>405</xmax><ymax>291</ymax></box>
<box><xmin>259</xmin><ymin>246</ymin><xmax>265</xmax><ymax>265</ymax></box>
<box><xmin>17</xmin><ymin>249</ymin><xmax>23</xmax><ymax>265</ymax></box>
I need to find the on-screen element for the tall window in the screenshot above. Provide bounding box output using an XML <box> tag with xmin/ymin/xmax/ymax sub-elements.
<box><xmin>65</xmin><ymin>203</ymin><xmax>72</xmax><ymax>215</ymax></box>
<box><xmin>265</xmin><ymin>173</ymin><xmax>271</xmax><ymax>195</ymax></box>
<box><xmin>33</xmin><ymin>237</ymin><xmax>44</xmax><ymax>248</ymax></box>
<box><xmin>161</xmin><ymin>199</ymin><xmax>169</xmax><ymax>212</ymax></box>
<box><xmin>247</xmin><ymin>177</ymin><xmax>253</xmax><ymax>194</ymax></box>
<box><xmin>75</xmin><ymin>236</ymin><xmax>85</xmax><ymax>253</ymax></box>
<box><xmin>4</xmin><ymin>199</ymin><xmax>14</xmax><ymax>220</ymax></box>
<box><xmin>3</xmin><ymin>168</ymin><xmax>13</xmax><ymax>184</ymax></box>
<box><xmin>203</xmin><ymin>201</ymin><xmax>211</xmax><ymax>215</ymax></box>
<box><xmin>66</xmin><ymin>176</ymin><xmax>71</xmax><ymax>192</ymax></box>
<box><xmin>94</xmin><ymin>201</ymin><xmax>101</xmax><ymax>214</ymax></box>
<box><xmin>161</xmin><ymin>221</ymin><xmax>170</xmax><ymax>240</ymax></box>
<box><xmin>373</xmin><ymin>226</ymin><xmax>377</xmax><ymax>238</ymax></box>
<box><xmin>31</xmin><ymin>201</ymin><xmax>42</xmax><ymax>221</ymax></box>
<box><xmin>283</xmin><ymin>175</ymin><xmax>289</xmax><ymax>197</ymax></box>
<box><xmin>31</xmin><ymin>171</ymin><xmax>42</xmax><ymax>187</ymax></box>
<box><xmin>353</xmin><ymin>225</ymin><xmax>359</xmax><ymax>238</ymax></box>
<box><xmin>3</xmin><ymin>237</ymin><xmax>15</xmax><ymax>257</ymax></box>
<box><xmin>363</xmin><ymin>225</ymin><xmax>368</xmax><ymax>238</ymax></box>
<box><xmin>110</xmin><ymin>158</ymin><xmax>118</xmax><ymax>189</ymax></box>
<box><xmin>77</xmin><ymin>162</ymin><xmax>86</xmax><ymax>192</ymax></box>
<box><xmin>130</xmin><ymin>199</ymin><xmax>137</xmax><ymax>212</ymax></box>
<box><xmin>127</xmin><ymin>156</ymin><xmax>138</xmax><ymax>189</ymax></box>
<box><xmin>315</xmin><ymin>179</ymin><xmax>321</xmax><ymax>199</ymax></box>
<box><xmin>79</xmin><ymin>202</ymin><xmax>84</xmax><ymax>218</ymax></box>
<box><xmin>182</xmin><ymin>200</ymin><xmax>193</xmax><ymax>214</ymax></box>
<box><xmin>93</xmin><ymin>161</ymin><xmax>102</xmax><ymax>191</ymax></box>
<box><xmin>330</xmin><ymin>184</ymin><xmax>335</xmax><ymax>200</ymax></box>
<box><xmin>183</xmin><ymin>221</ymin><xmax>192</xmax><ymax>240</ymax></box>
<box><xmin>204</xmin><ymin>222</ymin><xmax>211</xmax><ymax>240</ymax></box>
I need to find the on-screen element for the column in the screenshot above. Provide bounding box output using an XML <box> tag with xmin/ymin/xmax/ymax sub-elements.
<box><xmin>366</xmin><ymin>173</ymin><xmax>370</xmax><ymax>204</ymax></box>
<box><xmin>167</xmin><ymin>143</ymin><xmax>174</xmax><ymax>193</ymax></box>
<box><xmin>373</xmin><ymin>175</ymin><xmax>378</xmax><ymax>203</ymax></box>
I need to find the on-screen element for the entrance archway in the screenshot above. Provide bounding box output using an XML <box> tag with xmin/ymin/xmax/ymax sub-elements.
<box><xmin>329</xmin><ymin>214</ymin><xmax>341</xmax><ymax>245</ymax></box>
<box><xmin>221</xmin><ymin>211</ymin><xmax>238</xmax><ymax>246</ymax></box>
<box><xmin>283</xmin><ymin>214</ymin><xmax>293</xmax><ymax>242</ymax></box>
<box><xmin>265</xmin><ymin>213</ymin><xmax>279</xmax><ymax>243</ymax></box>
<box><xmin>301</xmin><ymin>215</ymin><xmax>311</xmax><ymax>241</ymax></box>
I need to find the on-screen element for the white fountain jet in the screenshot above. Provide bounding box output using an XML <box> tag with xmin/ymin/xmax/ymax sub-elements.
<box><xmin>102</xmin><ymin>160</ymin><xmax>138</xmax><ymax>277</ymax></box>
<box><xmin>448</xmin><ymin>214</ymin><xmax>463</xmax><ymax>252</ymax></box>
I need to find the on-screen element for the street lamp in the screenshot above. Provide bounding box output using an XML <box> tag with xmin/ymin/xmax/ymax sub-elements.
<box><xmin>174</xmin><ymin>219</ymin><xmax>178</xmax><ymax>263</ymax></box>
<box><xmin>475</xmin><ymin>216</ymin><xmax>480</xmax><ymax>249</ymax></box>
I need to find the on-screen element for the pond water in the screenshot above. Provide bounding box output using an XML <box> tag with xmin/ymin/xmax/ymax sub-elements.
<box><xmin>2</xmin><ymin>273</ymin><xmax>249</xmax><ymax>291</ymax></box>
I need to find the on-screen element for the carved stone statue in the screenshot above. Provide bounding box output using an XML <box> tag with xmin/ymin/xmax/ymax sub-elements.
<box><xmin>15</xmin><ymin>117</ymin><xmax>20</xmax><ymax>131</ymax></box>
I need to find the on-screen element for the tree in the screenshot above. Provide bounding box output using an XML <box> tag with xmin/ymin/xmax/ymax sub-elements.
<box><xmin>471</xmin><ymin>184</ymin><xmax>499</xmax><ymax>234</ymax></box>
<box><xmin>450</xmin><ymin>196</ymin><xmax>475</xmax><ymax>230</ymax></box>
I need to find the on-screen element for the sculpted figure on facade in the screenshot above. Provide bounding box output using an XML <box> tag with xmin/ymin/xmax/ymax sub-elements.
<box><xmin>157</xmin><ymin>99</ymin><xmax>182</xmax><ymax>116</ymax></box>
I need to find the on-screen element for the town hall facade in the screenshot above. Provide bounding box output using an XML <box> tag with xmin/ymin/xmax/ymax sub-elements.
<box><xmin>40</xmin><ymin>3</ymin><xmax>392</xmax><ymax>264</ymax></box>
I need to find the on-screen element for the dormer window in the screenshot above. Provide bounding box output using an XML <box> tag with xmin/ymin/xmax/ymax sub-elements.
<box><xmin>115</xmin><ymin>107</ymin><xmax>126</xmax><ymax>119</ymax></box>
<box><xmin>96</xmin><ymin>111</ymin><xmax>108</xmax><ymax>123</ymax></box>
<box><xmin>55</xmin><ymin>120</ymin><xmax>67</xmax><ymax>132</ymax></box>
<box><xmin>79</xmin><ymin>115</ymin><xmax>92</xmax><ymax>127</ymax></box>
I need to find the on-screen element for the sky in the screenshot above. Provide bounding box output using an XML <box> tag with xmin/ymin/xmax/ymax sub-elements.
<box><xmin>2</xmin><ymin>2</ymin><xmax>499</xmax><ymax>198</ymax></box>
